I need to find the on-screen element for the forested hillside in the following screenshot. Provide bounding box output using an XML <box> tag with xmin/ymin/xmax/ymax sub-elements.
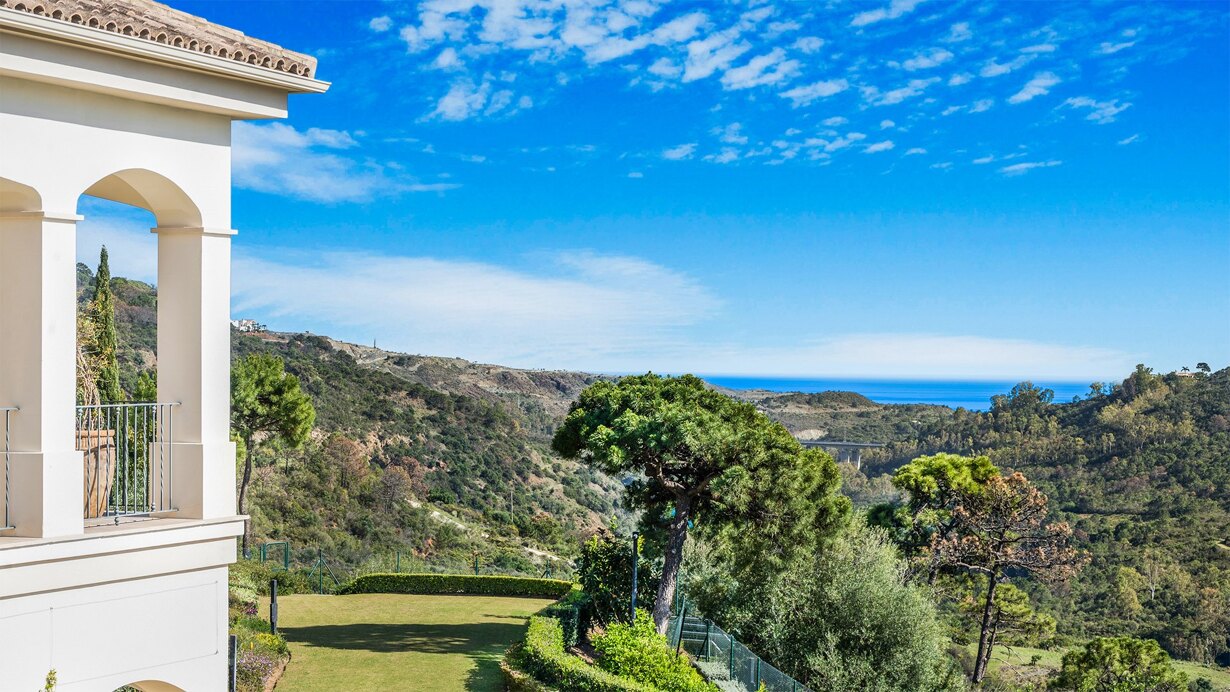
<box><xmin>867</xmin><ymin>369</ymin><xmax>1230</xmax><ymax>666</ymax></box>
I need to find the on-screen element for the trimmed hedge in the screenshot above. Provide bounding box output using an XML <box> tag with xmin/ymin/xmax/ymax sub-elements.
<box><xmin>510</xmin><ymin>616</ymin><xmax>650</xmax><ymax>692</ymax></box>
<box><xmin>340</xmin><ymin>573</ymin><xmax>574</xmax><ymax>598</ymax></box>
<box><xmin>539</xmin><ymin>588</ymin><xmax>591</xmax><ymax>648</ymax></box>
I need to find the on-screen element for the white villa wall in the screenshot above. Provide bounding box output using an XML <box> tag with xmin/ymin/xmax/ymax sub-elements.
<box><xmin>0</xmin><ymin>7</ymin><xmax>326</xmax><ymax>689</ymax></box>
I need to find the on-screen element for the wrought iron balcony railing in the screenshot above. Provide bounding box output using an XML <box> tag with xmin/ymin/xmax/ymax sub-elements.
<box><xmin>77</xmin><ymin>402</ymin><xmax>177</xmax><ymax>524</ymax></box>
<box><xmin>1</xmin><ymin>406</ymin><xmax>15</xmax><ymax>531</ymax></box>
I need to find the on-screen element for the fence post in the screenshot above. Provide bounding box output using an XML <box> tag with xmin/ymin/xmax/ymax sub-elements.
<box><xmin>629</xmin><ymin>531</ymin><xmax>639</xmax><ymax>623</ymax></box>
<box><xmin>702</xmin><ymin>619</ymin><xmax>712</xmax><ymax>661</ymax></box>
<box><xmin>675</xmin><ymin>601</ymin><xmax>687</xmax><ymax>654</ymax></box>
<box><xmin>228</xmin><ymin>634</ymin><xmax>238</xmax><ymax>692</ymax></box>
<box><xmin>729</xmin><ymin>632</ymin><xmax>736</xmax><ymax>680</ymax></box>
<box><xmin>395</xmin><ymin>550</ymin><xmax>401</xmax><ymax>573</ymax></box>
<box><xmin>317</xmin><ymin>548</ymin><xmax>324</xmax><ymax>594</ymax></box>
<box><xmin>754</xmin><ymin>655</ymin><xmax>761</xmax><ymax>689</ymax></box>
<box><xmin>270</xmin><ymin>579</ymin><xmax>278</xmax><ymax>635</ymax></box>
<box><xmin>473</xmin><ymin>553</ymin><xmax>479</xmax><ymax>575</ymax></box>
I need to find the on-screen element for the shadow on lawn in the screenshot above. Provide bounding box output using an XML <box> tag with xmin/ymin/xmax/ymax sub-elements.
<box><xmin>282</xmin><ymin>620</ymin><xmax>528</xmax><ymax>692</ymax></box>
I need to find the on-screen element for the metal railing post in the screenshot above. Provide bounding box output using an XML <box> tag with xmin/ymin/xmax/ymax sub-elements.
<box><xmin>629</xmin><ymin>531</ymin><xmax>639</xmax><ymax>622</ymax></box>
<box><xmin>270</xmin><ymin>579</ymin><xmax>279</xmax><ymax>635</ymax></box>
<box><xmin>754</xmin><ymin>655</ymin><xmax>761</xmax><ymax>689</ymax></box>
<box><xmin>702</xmin><ymin>619</ymin><xmax>712</xmax><ymax>661</ymax></box>
<box><xmin>729</xmin><ymin>632</ymin><xmax>736</xmax><ymax>680</ymax></box>
<box><xmin>228</xmin><ymin>634</ymin><xmax>238</xmax><ymax>692</ymax></box>
<box><xmin>1</xmin><ymin>407</ymin><xmax>15</xmax><ymax>531</ymax></box>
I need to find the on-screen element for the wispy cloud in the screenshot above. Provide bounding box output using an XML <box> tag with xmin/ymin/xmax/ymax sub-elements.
<box><xmin>864</xmin><ymin>140</ymin><xmax>895</xmax><ymax>153</ymax></box>
<box><xmin>780</xmin><ymin>78</ymin><xmax>850</xmax><ymax>106</ymax></box>
<box><xmin>850</xmin><ymin>0</ymin><xmax>927</xmax><ymax>28</ymax></box>
<box><xmin>861</xmin><ymin>77</ymin><xmax>939</xmax><ymax>106</ymax></box>
<box><xmin>662</xmin><ymin>143</ymin><xmax>698</xmax><ymax>160</ymax></box>
<box><xmin>368</xmin><ymin>16</ymin><xmax>392</xmax><ymax>33</ymax></box>
<box><xmin>980</xmin><ymin>54</ymin><xmax>1035</xmax><ymax>78</ymax></box>
<box><xmin>1063</xmin><ymin>97</ymin><xmax>1131</xmax><ymax>124</ymax></box>
<box><xmin>232</xmin><ymin>249</ymin><xmax>721</xmax><ymax>368</ymax></box>
<box><xmin>999</xmin><ymin>160</ymin><xmax>1062</xmax><ymax>176</ymax></box>
<box><xmin>232</xmin><ymin>123</ymin><xmax>454</xmax><ymax>203</ymax></box>
<box><xmin>1008</xmin><ymin>72</ymin><xmax>1061</xmax><ymax>104</ymax></box>
<box><xmin>901</xmin><ymin>48</ymin><xmax>954</xmax><ymax>71</ymax></box>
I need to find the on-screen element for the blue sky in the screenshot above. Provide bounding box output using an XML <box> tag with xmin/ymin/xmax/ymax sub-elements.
<box><xmin>79</xmin><ymin>0</ymin><xmax>1230</xmax><ymax>381</ymax></box>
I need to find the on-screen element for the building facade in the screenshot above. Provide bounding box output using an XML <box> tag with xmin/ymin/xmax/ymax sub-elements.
<box><xmin>0</xmin><ymin>2</ymin><xmax>325</xmax><ymax>689</ymax></box>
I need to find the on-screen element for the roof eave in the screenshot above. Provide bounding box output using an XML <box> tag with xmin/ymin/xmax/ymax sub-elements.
<box><xmin>0</xmin><ymin>7</ymin><xmax>329</xmax><ymax>94</ymax></box>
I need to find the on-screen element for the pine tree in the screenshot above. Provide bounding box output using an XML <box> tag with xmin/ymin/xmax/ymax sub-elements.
<box><xmin>90</xmin><ymin>247</ymin><xmax>123</xmax><ymax>404</ymax></box>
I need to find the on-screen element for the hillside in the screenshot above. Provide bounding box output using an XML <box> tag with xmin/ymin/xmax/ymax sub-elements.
<box><xmin>870</xmin><ymin>371</ymin><xmax>1230</xmax><ymax>666</ymax></box>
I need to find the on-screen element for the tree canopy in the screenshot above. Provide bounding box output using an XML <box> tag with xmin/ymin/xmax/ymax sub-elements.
<box><xmin>553</xmin><ymin>373</ymin><xmax>850</xmax><ymax>632</ymax></box>
<box><xmin>232</xmin><ymin>352</ymin><xmax>315</xmax><ymax>555</ymax></box>
<box><xmin>1051</xmin><ymin>636</ymin><xmax>1189</xmax><ymax>691</ymax></box>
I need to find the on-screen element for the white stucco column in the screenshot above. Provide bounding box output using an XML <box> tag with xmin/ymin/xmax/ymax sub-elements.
<box><xmin>0</xmin><ymin>211</ymin><xmax>85</xmax><ymax>538</ymax></box>
<box><xmin>154</xmin><ymin>226</ymin><xmax>236</xmax><ymax>520</ymax></box>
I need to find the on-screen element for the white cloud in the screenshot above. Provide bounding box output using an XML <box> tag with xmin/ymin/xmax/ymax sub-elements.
<box><xmin>980</xmin><ymin>55</ymin><xmax>1035</xmax><ymax>78</ymax></box>
<box><xmin>721</xmin><ymin>48</ymin><xmax>801</xmax><ymax>90</ymax></box>
<box><xmin>948</xmin><ymin>72</ymin><xmax>973</xmax><ymax>86</ymax></box>
<box><xmin>705</xmin><ymin>148</ymin><xmax>741</xmax><ymax>164</ymax></box>
<box><xmin>969</xmin><ymin>99</ymin><xmax>994</xmax><ymax>113</ymax></box>
<box><xmin>822</xmin><ymin>116</ymin><xmax>849</xmax><ymax>127</ymax></box>
<box><xmin>657</xmin><ymin>333</ymin><xmax>1134</xmax><ymax>380</ymax></box>
<box><xmin>663</xmin><ymin>143</ymin><xmax>698</xmax><ymax>160</ymax></box>
<box><xmin>1098</xmin><ymin>40</ymin><xmax>1137</xmax><ymax>55</ymax></box>
<box><xmin>627</xmin><ymin>171</ymin><xmax>644</xmax><ymax>178</ymax></box>
<box><xmin>232</xmin><ymin>123</ymin><xmax>446</xmax><ymax>203</ymax></box>
<box><xmin>1117</xmin><ymin>133</ymin><xmax>1140</xmax><ymax>145</ymax></box>
<box><xmin>999</xmin><ymin>160</ymin><xmax>1062</xmax><ymax>176</ymax></box>
<box><xmin>931</xmin><ymin>161</ymin><xmax>953</xmax><ymax>169</ymax></box>
<box><xmin>432</xmin><ymin>47</ymin><xmax>463</xmax><ymax>70</ymax></box>
<box><xmin>905</xmin><ymin>147</ymin><xmax>927</xmax><ymax>155</ymax></box>
<box><xmin>973</xmin><ymin>155</ymin><xmax>995</xmax><ymax>164</ymax></box>
<box><xmin>232</xmin><ymin>250</ymin><xmax>721</xmax><ymax>370</ymax></box>
<box><xmin>793</xmin><ymin>36</ymin><xmax>824</xmax><ymax>54</ymax></box>
<box><xmin>683</xmin><ymin>30</ymin><xmax>752</xmax><ymax>82</ymax></box>
<box><xmin>864</xmin><ymin>140</ymin><xmax>895</xmax><ymax>153</ymax></box>
<box><xmin>861</xmin><ymin>77</ymin><xmax>939</xmax><ymax>106</ymax></box>
<box><xmin>713</xmin><ymin>123</ymin><xmax>748</xmax><ymax>144</ymax></box>
<box><xmin>369</xmin><ymin>16</ymin><xmax>392</xmax><ymax>33</ymax></box>
<box><xmin>1022</xmin><ymin>43</ymin><xmax>1057</xmax><ymax>54</ymax></box>
<box><xmin>851</xmin><ymin>0</ymin><xmax>926</xmax><ymax>27</ymax></box>
<box><xmin>430</xmin><ymin>80</ymin><xmax>491</xmax><ymax>121</ymax></box>
<box><xmin>780</xmin><ymin>78</ymin><xmax>850</xmax><ymax>106</ymax></box>
<box><xmin>647</xmin><ymin>57</ymin><xmax>682</xmax><ymax>79</ymax></box>
<box><xmin>76</xmin><ymin>209</ymin><xmax>158</xmax><ymax>284</ymax></box>
<box><xmin>880</xmin><ymin>119</ymin><xmax>895</xmax><ymax>129</ymax></box>
<box><xmin>810</xmin><ymin>132</ymin><xmax>867</xmax><ymax>153</ymax></box>
<box><xmin>1008</xmin><ymin>71</ymin><xmax>1061</xmax><ymax>104</ymax></box>
<box><xmin>902</xmin><ymin>48</ymin><xmax>954</xmax><ymax>71</ymax></box>
<box><xmin>945</xmin><ymin>22</ymin><xmax>972</xmax><ymax>43</ymax></box>
<box><xmin>1063</xmin><ymin>97</ymin><xmax>1131</xmax><ymax>124</ymax></box>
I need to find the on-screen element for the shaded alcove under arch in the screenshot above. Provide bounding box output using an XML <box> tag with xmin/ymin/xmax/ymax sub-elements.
<box><xmin>0</xmin><ymin>175</ymin><xmax>42</xmax><ymax>212</ymax></box>
<box><xmin>80</xmin><ymin>168</ymin><xmax>202</xmax><ymax>228</ymax></box>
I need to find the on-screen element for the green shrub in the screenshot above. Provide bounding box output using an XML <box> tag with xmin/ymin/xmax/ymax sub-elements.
<box><xmin>511</xmin><ymin>616</ymin><xmax>649</xmax><ymax>692</ymax></box>
<box><xmin>578</xmin><ymin>532</ymin><xmax>659</xmax><ymax>626</ymax></box>
<box><xmin>341</xmin><ymin>573</ymin><xmax>574</xmax><ymax>598</ymax></box>
<box><xmin>539</xmin><ymin>588</ymin><xmax>592</xmax><ymax>647</ymax></box>
<box><xmin>592</xmin><ymin>611</ymin><xmax>717</xmax><ymax>692</ymax></box>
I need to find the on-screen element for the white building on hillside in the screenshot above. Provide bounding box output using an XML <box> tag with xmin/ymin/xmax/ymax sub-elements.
<box><xmin>0</xmin><ymin>1</ymin><xmax>326</xmax><ymax>689</ymax></box>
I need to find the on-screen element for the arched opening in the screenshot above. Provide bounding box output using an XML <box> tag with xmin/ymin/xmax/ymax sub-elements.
<box><xmin>74</xmin><ymin>169</ymin><xmax>200</xmax><ymax>523</ymax></box>
<box><xmin>82</xmin><ymin>168</ymin><xmax>202</xmax><ymax>229</ymax></box>
<box><xmin>0</xmin><ymin>176</ymin><xmax>42</xmax><ymax>212</ymax></box>
<box><xmin>117</xmin><ymin>681</ymin><xmax>187</xmax><ymax>692</ymax></box>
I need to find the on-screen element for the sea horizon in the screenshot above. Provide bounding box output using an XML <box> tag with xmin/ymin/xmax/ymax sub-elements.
<box><xmin>699</xmin><ymin>376</ymin><xmax>1092</xmax><ymax>411</ymax></box>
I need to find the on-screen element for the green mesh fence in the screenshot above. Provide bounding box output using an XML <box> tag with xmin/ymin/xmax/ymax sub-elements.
<box><xmin>668</xmin><ymin>612</ymin><xmax>812</xmax><ymax>692</ymax></box>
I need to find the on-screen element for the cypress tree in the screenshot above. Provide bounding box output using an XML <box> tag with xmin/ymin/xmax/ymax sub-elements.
<box><xmin>90</xmin><ymin>246</ymin><xmax>124</xmax><ymax>404</ymax></box>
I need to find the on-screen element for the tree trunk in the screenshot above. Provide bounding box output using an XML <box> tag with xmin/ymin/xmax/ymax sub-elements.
<box><xmin>652</xmin><ymin>495</ymin><xmax>691</xmax><ymax>635</ymax></box>
<box><xmin>238</xmin><ymin>436</ymin><xmax>254</xmax><ymax>559</ymax></box>
<box><xmin>973</xmin><ymin>576</ymin><xmax>999</xmax><ymax>682</ymax></box>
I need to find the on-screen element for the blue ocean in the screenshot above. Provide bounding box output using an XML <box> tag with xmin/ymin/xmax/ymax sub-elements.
<box><xmin>701</xmin><ymin>377</ymin><xmax>1091</xmax><ymax>412</ymax></box>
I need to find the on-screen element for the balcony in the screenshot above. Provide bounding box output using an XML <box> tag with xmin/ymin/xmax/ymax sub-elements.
<box><xmin>78</xmin><ymin>402</ymin><xmax>178</xmax><ymax>525</ymax></box>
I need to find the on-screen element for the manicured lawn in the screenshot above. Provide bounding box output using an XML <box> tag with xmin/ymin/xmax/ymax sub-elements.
<box><xmin>265</xmin><ymin>593</ymin><xmax>556</xmax><ymax>692</ymax></box>
<box><xmin>976</xmin><ymin>644</ymin><xmax>1230</xmax><ymax>689</ymax></box>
